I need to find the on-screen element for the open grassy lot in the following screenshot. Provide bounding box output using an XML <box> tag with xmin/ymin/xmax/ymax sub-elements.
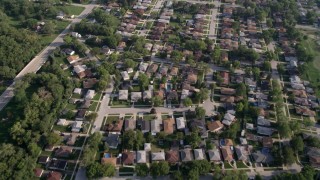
<box><xmin>300</xmin><ymin>39</ymin><xmax>320</xmax><ymax>97</ymax></box>
<box><xmin>58</xmin><ymin>5</ymin><xmax>85</xmax><ymax>15</ymax></box>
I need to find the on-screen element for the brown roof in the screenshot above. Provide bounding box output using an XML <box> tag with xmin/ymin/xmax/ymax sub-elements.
<box><xmin>154</xmin><ymin>90</ymin><xmax>164</xmax><ymax>99</ymax></box>
<box><xmin>220</xmin><ymin>88</ymin><xmax>236</xmax><ymax>95</ymax></box>
<box><xmin>187</xmin><ymin>73</ymin><xmax>198</xmax><ymax>84</ymax></box>
<box><xmin>165</xmin><ymin>150</ymin><xmax>180</xmax><ymax>163</ymax></box>
<box><xmin>170</xmin><ymin>67</ymin><xmax>179</xmax><ymax>76</ymax></box>
<box><xmin>221</xmin><ymin>52</ymin><xmax>228</xmax><ymax>61</ymax></box>
<box><xmin>147</xmin><ymin>64</ymin><xmax>159</xmax><ymax>73</ymax></box>
<box><xmin>83</xmin><ymin>78</ymin><xmax>98</xmax><ymax>89</ymax></box>
<box><xmin>220</xmin><ymin>71</ymin><xmax>229</xmax><ymax>85</ymax></box>
<box><xmin>221</xmin><ymin>146</ymin><xmax>233</xmax><ymax>161</ymax></box>
<box><xmin>122</xmin><ymin>152</ymin><xmax>134</xmax><ymax>165</ymax></box>
<box><xmin>34</xmin><ymin>168</ymin><xmax>43</xmax><ymax>177</ymax></box>
<box><xmin>55</xmin><ymin>146</ymin><xmax>73</xmax><ymax>158</ymax></box>
<box><xmin>47</xmin><ymin>171</ymin><xmax>62</xmax><ymax>180</ymax></box>
<box><xmin>292</xmin><ymin>90</ymin><xmax>307</xmax><ymax>98</ymax></box>
<box><xmin>105</xmin><ymin>119</ymin><xmax>124</xmax><ymax>132</ymax></box>
<box><xmin>207</xmin><ymin>121</ymin><xmax>224</xmax><ymax>132</ymax></box>
<box><xmin>101</xmin><ymin>157</ymin><xmax>117</xmax><ymax>166</ymax></box>
<box><xmin>67</xmin><ymin>55</ymin><xmax>79</xmax><ymax>63</ymax></box>
<box><xmin>225</xmin><ymin>139</ymin><xmax>233</xmax><ymax>146</ymax></box>
<box><xmin>77</xmin><ymin>71</ymin><xmax>86</xmax><ymax>79</ymax></box>
<box><xmin>163</xmin><ymin>118</ymin><xmax>175</xmax><ymax>134</ymax></box>
<box><xmin>262</xmin><ymin>137</ymin><xmax>273</xmax><ymax>148</ymax></box>
<box><xmin>220</xmin><ymin>96</ymin><xmax>235</xmax><ymax>103</ymax></box>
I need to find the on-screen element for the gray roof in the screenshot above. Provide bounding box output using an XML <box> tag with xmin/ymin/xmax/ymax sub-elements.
<box><xmin>193</xmin><ymin>149</ymin><xmax>205</xmax><ymax>160</ymax></box>
<box><xmin>207</xmin><ymin>149</ymin><xmax>221</xmax><ymax>161</ymax></box>
<box><xmin>136</xmin><ymin>150</ymin><xmax>147</xmax><ymax>163</ymax></box>
<box><xmin>257</xmin><ymin>116</ymin><xmax>271</xmax><ymax>126</ymax></box>
<box><xmin>152</xmin><ymin>151</ymin><xmax>165</xmax><ymax>161</ymax></box>
<box><xmin>252</xmin><ymin>150</ymin><xmax>273</xmax><ymax>163</ymax></box>
<box><xmin>235</xmin><ymin>146</ymin><xmax>249</xmax><ymax>161</ymax></box>
<box><xmin>105</xmin><ymin>134</ymin><xmax>120</xmax><ymax>149</ymax></box>
<box><xmin>257</xmin><ymin>126</ymin><xmax>273</xmax><ymax>136</ymax></box>
<box><xmin>124</xmin><ymin>119</ymin><xmax>136</xmax><ymax>131</ymax></box>
<box><xmin>180</xmin><ymin>149</ymin><xmax>193</xmax><ymax>162</ymax></box>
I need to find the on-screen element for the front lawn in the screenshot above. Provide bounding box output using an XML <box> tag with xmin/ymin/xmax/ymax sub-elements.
<box><xmin>143</xmin><ymin>114</ymin><xmax>156</xmax><ymax>121</ymax></box>
<box><xmin>106</xmin><ymin>115</ymin><xmax>120</xmax><ymax>124</ymax></box>
<box><xmin>236</xmin><ymin>161</ymin><xmax>248</xmax><ymax>168</ymax></box>
<box><xmin>89</xmin><ymin>102</ymin><xmax>98</xmax><ymax>111</ymax></box>
<box><xmin>53</xmin><ymin>125</ymin><xmax>71</xmax><ymax>132</ymax></box>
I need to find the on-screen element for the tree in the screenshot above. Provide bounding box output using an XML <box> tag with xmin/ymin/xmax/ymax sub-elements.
<box><xmin>86</xmin><ymin>162</ymin><xmax>115</xmax><ymax>179</ymax></box>
<box><xmin>186</xmin><ymin>130</ymin><xmax>201</xmax><ymax>148</ymax></box>
<box><xmin>236</xmin><ymin>83</ymin><xmax>247</xmax><ymax>97</ymax></box>
<box><xmin>171</xmin><ymin>171</ymin><xmax>183</xmax><ymax>180</ymax></box>
<box><xmin>277</xmin><ymin>63</ymin><xmax>285</xmax><ymax>75</ymax></box>
<box><xmin>42</xmin><ymin>21</ymin><xmax>55</xmax><ymax>34</ymax></box>
<box><xmin>187</xmin><ymin>169</ymin><xmax>199</xmax><ymax>180</ymax></box>
<box><xmin>87</xmin><ymin>132</ymin><xmax>102</xmax><ymax>150</ymax></box>
<box><xmin>283</xmin><ymin>146</ymin><xmax>296</xmax><ymax>165</ymax></box>
<box><xmin>45</xmin><ymin>132</ymin><xmax>62</xmax><ymax>146</ymax></box>
<box><xmin>212</xmin><ymin>45</ymin><xmax>221</xmax><ymax>63</ymax></box>
<box><xmin>152</xmin><ymin>96</ymin><xmax>163</xmax><ymax>107</ymax></box>
<box><xmin>124</xmin><ymin>59</ymin><xmax>136</xmax><ymax>69</ymax></box>
<box><xmin>138</xmin><ymin>73</ymin><xmax>149</xmax><ymax>89</ymax></box>
<box><xmin>252</xmin><ymin>67</ymin><xmax>260</xmax><ymax>80</ymax></box>
<box><xmin>183</xmin><ymin>97</ymin><xmax>193</xmax><ymax>107</ymax></box>
<box><xmin>122</xmin><ymin>130</ymin><xmax>135</xmax><ymax>150</ymax></box>
<box><xmin>63</xmin><ymin>35</ymin><xmax>73</xmax><ymax>45</ymax></box>
<box><xmin>262</xmin><ymin>61</ymin><xmax>271</xmax><ymax>72</ymax></box>
<box><xmin>255</xmin><ymin>174</ymin><xmax>263</xmax><ymax>180</ymax></box>
<box><xmin>86</xmin><ymin>112</ymin><xmax>98</xmax><ymax>122</ymax></box>
<box><xmin>135</xmin><ymin>130</ymin><xmax>144</xmax><ymax>150</ymax></box>
<box><xmin>135</xmin><ymin>164</ymin><xmax>149</xmax><ymax>176</ymax></box>
<box><xmin>291</xmin><ymin>136</ymin><xmax>304</xmax><ymax>153</ymax></box>
<box><xmin>197</xmin><ymin>88</ymin><xmax>209</xmax><ymax>102</ymax></box>
<box><xmin>278</xmin><ymin>122</ymin><xmax>291</xmax><ymax>138</ymax></box>
<box><xmin>301</xmin><ymin>165</ymin><xmax>316</xmax><ymax>180</ymax></box>
<box><xmin>145</xmin><ymin>132</ymin><xmax>154</xmax><ymax>143</ymax></box>
<box><xmin>195</xmin><ymin>107</ymin><xmax>206</xmax><ymax>119</ymax></box>
<box><xmin>171</xmin><ymin>50</ymin><xmax>183</xmax><ymax>63</ymax></box>
<box><xmin>150</xmin><ymin>161</ymin><xmax>169</xmax><ymax>177</ymax></box>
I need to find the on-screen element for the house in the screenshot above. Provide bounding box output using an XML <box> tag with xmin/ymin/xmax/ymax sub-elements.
<box><xmin>207</xmin><ymin>148</ymin><xmax>222</xmax><ymax>162</ymax></box>
<box><xmin>63</xmin><ymin>48</ymin><xmax>75</xmax><ymax>55</ymax></box>
<box><xmin>257</xmin><ymin>126</ymin><xmax>273</xmax><ymax>136</ymax></box>
<box><xmin>143</xmin><ymin>90</ymin><xmax>152</xmax><ymax>100</ymax></box>
<box><xmin>150</xmin><ymin>119</ymin><xmax>162</xmax><ymax>135</ymax></box>
<box><xmin>245</xmin><ymin>78</ymin><xmax>256</xmax><ymax>90</ymax></box>
<box><xmin>176</xmin><ymin>117</ymin><xmax>186</xmax><ymax>130</ymax></box>
<box><xmin>122</xmin><ymin>152</ymin><xmax>135</xmax><ymax>165</ymax></box>
<box><xmin>240</xmin><ymin>137</ymin><xmax>248</xmax><ymax>145</ymax></box>
<box><xmin>152</xmin><ymin>151</ymin><xmax>165</xmax><ymax>161</ymax></box>
<box><xmin>257</xmin><ymin>116</ymin><xmax>271</xmax><ymax>126</ymax></box>
<box><xmin>73</xmin><ymin>65</ymin><xmax>86</xmax><ymax>79</ymax></box>
<box><xmin>124</xmin><ymin>119</ymin><xmax>136</xmax><ymax>131</ymax></box>
<box><xmin>67</xmin><ymin>55</ymin><xmax>80</xmax><ymax>64</ymax></box>
<box><xmin>33</xmin><ymin>168</ymin><xmax>44</xmax><ymax>178</ymax></box>
<box><xmin>235</xmin><ymin>146</ymin><xmax>249</xmax><ymax>161</ymax></box>
<box><xmin>307</xmin><ymin>148</ymin><xmax>320</xmax><ymax>168</ymax></box>
<box><xmin>220</xmin><ymin>146</ymin><xmax>233</xmax><ymax>161</ymax></box>
<box><xmin>117</xmin><ymin>41</ymin><xmax>126</xmax><ymax>51</ymax></box>
<box><xmin>207</xmin><ymin>121</ymin><xmax>224</xmax><ymax>132</ymax></box>
<box><xmin>167</xmin><ymin>91</ymin><xmax>178</xmax><ymax>101</ymax></box>
<box><xmin>220</xmin><ymin>96</ymin><xmax>235</xmax><ymax>103</ymax></box>
<box><xmin>180</xmin><ymin>149</ymin><xmax>193</xmax><ymax>162</ymax></box>
<box><xmin>170</xmin><ymin>67</ymin><xmax>179</xmax><ymax>76</ymax></box>
<box><xmin>222</xmin><ymin>113</ymin><xmax>236</xmax><ymax>126</ymax></box>
<box><xmin>85</xmin><ymin>90</ymin><xmax>95</xmax><ymax>100</ymax></box>
<box><xmin>252</xmin><ymin>150</ymin><xmax>273</xmax><ymax>164</ymax></box>
<box><xmin>55</xmin><ymin>146</ymin><xmax>73</xmax><ymax>158</ymax></box>
<box><xmin>294</xmin><ymin>97</ymin><xmax>309</xmax><ymax>106</ymax></box>
<box><xmin>262</xmin><ymin>137</ymin><xmax>273</xmax><ymax>148</ymax></box>
<box><xmin>194</xmin><ymin>149</ymin><xmax>205</xmax><ymax>160</ymax></box>
<box><xmin>181</xmin><ymin>89</ymin><xmax>190</xmax><ymax>100</ymax></box>
<box><xmin>105</xmin><ymin>134</ymin><xmax>120</xmax><ymax>149</ymax></box>
<box><xmin>66</xmin><ymin>133</ymin><xmax>77</xmax><ymax>146</ymax></box>
<box><xmin>121</xmin><ymin>71</ymin><xmax>130</xmax><ymax>81</ymax></box>
<box><xmin>131</xmin><ymin>92</ymin><xmax>142</xmax><ymax>102</ymax></box>
<box><xmin>81</xmin><ymin>100</ymin><xmax>91</xmax><ymax>109</ymax></box>
<box><xmin>38</xmin><ymin>156</ymin><xmax>50</xmax><ymax>164</ymax></box>
<box><xmin>220</xmin><ymin>88</ymin><xmax>236</xmax><ymax>95</ymax></box>
<box><xmin>246</xmin><ymin>123</ymin><xmax>254</xmax><ymax>130</ymax></box>
<box><xmin>105</xmin><ymin>119</ymin><xmax>124</xmax><ymax>133</ymax></box>
<box><xmin>139</xmin><ymin>62</ymin><xmax>149</xmax><ymax>72</ymax></box>
<box><xmin>144</xmin><ymin>143</ymin><xmax>152</xmax><ymax>151</ymax></box>
<box><xmin>57</xmin><ymin>119</ymin><xmax>67</xmax><ymax>126</ymax></box>
<box><xmin>73</xmin><ymin>88</ymin><xmax>82</xmax><ymax>95</ymax></box>
<box><xmin>147</xmin><ymin>64</ymin><xmax>159</xmax><ymax>74</ymax></box>
<box><xmin>119</xmin><ymin>90</ymin><xmax>129</xmax><ymax>101</ymax></box>
<box><xmin>76</xmin><ymin>109</ymin><xmax>86</xmax><ymax>120</ymax></box>
<box><xmin>101</xmin><ymin>46</ymin><xmax>112</xmax><ymax>55</ymax></box>
<box><xmin>72</xmin><ymin>121</ymin><xmax>83</xmax><ymax>132</ymax></box>
<box><xmin>137</xmin><ymin>119</ymin><xmax>150</xmax><ymax>133</ymax></box>
<box><xmin>165</xmin><ymin>150</ymin><xmax>180</xmax><ymax>164</ymax></box>
<box><xmin>187</xmin><ymin>73</ymin><xmax>198</xmax><ymax>84</ymax></box>
<box><xmin>220</xmin><ymin>71</ymin><xmax>229</xmax><ymax>86</ymax></box>
<box><xmin>292</xmin><ymin>90</ymin><xmax>307</xmax><ymax>98</ymax></box>
<box><xmin>154</xmin><ymin>90</ymin><xmax>164</xmax><ymax>99</ymax></box>
<box><xmin>136</xmin><ymin>150</ymin><xmax>147</xmax><ymax>163</ymax></box>
<box><xmin>101</xmin><ymin>153</ymin><xmax>117</xmax><ymax>166</ymax></box>
<box><xmin>189</xmin><ymin>119</ymin><xmax>208</xmax><ymax>138</ymax></box>
<box><xmin>163</xmin><ymin>118</ymin><xmax>175</xmax><ymax>134</ymax></box>
<box><xmin>83</xmin><ymin>78</ymin><xmax>98</xmax><ymax>89</ymax></box>
<box><xmin>47</xmin><ymin>171</ymin><xmax>62</xmax><ymax>180</ymax></box>
<box><xmin>48</xmin><ymin>159</ymin><xmax>68</xmax><ymax>170</ymax></box>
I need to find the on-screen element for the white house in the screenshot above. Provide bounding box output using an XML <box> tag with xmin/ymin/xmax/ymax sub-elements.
<box><xmin>139</xmin><ymin>62</ymin><xmax>149</xmax><ymax>72</ymax></box>
<box><xmin>85</xmin><ymin>90</ymin><xmax>95</xmax><ymax>100</ymax></box>
<box><xmin>176</xmin><ymin>117</ymin><xmax>186</xmax><ymax>129</ymax></box>
<box><xmin>72</xmin><ymin>121</ymin><xmax>83</xmax><ymax>132</ymax></box>
<box><xmin>71</xmin><ymin>32</ymin><xmax>82</xmax><ymax>38</ymax></box>
<box><xmin>118</xmin><ymin>90</ymin><xmax>129</xmax><ymax>101</ymax></box>
<box><xmin>181</xmin><ymin>89</ymin><xmax>190</xmax><ymax>100</ymax></box>
<box><xmin>57</xmin><ymin>119</ymin><xmax>67</xmax><ymax>126</ymax></box>
<box><xmin>121</xmin><ymin>71</ymin><xmax>130</xmax><ymax>81</ymax></box>
<box><xmin>73</xmin><ymin>88</ymin><xmax>82</xmax><ymax>95</ymax></box>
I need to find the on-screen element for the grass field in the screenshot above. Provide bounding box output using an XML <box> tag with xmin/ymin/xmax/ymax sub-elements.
<box><xmin>300</xmin><ymin>39</ymin><xmax>320</xmax><ymax>97</ymax></box>
<box><xmin>58</xmin><ymin>5</ymin><xmax>85</xmax><ymax>15</ymax></box>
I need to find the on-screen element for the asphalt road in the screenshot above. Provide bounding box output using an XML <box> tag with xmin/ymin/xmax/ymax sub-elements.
<box><xmin>0</xmin><ymin>3</ymin><xmax>98</xmax><ymax>111</ymax></box>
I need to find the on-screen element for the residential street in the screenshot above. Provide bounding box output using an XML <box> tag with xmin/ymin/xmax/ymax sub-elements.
<box><xmin>0</xmin><ymin>3</ymin><xmax>99</xmax><ymax>111</ymax></box>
